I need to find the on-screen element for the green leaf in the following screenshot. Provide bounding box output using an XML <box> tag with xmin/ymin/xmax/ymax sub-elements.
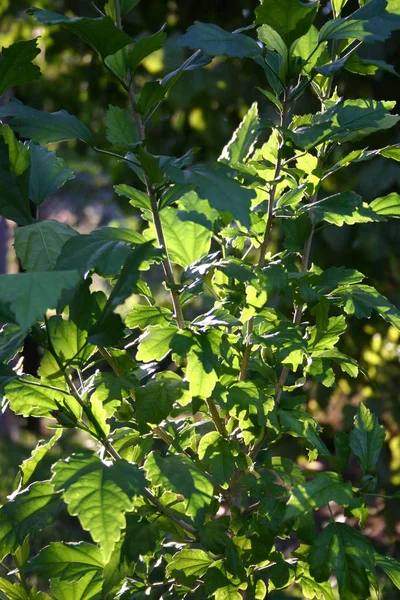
<box><xmin>56</xmin><ymin>228</ymin><xmax>145</xmax><ymax>276</ymax></box>
<box><xmin>337</xmin><ymin>283</ymin><xmax>400</xmax><ymax>330</ymax></box>
<box><xmin>125</xmin><ymin>304</ymin><xmax>172</xmax><ymax>329</ymax></box>
<box><xmin>0</xmin><ymin>39</ymin><xmax>41</xmax><ymax>96</ymax></box>
<box><xmin>52</xmin><ymin>453</ymin><xmax>147</xmax><ymax>561</ymax></box>
<box><xmin>1</xmin><ymin>123</ymin><xmax>30</xmax><ymax>176</ymax></box>
<box><xmin>309</xmin><ymin>522</ymin><xmax>375</xmax><ymax>600</ymax></box>
<box><xmin>345</xmin><ymin>54</ymin><xmax>399</xmax><ymax>77</ymax></box>
<box><xmin>255</xmin><ymin>0</ymin><xmax>320</xmax><ymax>47</ymax></box>
<box><xmin>319</xmin><ymin>0</ymin><xmax>400</xmax><ymax>43</ymax></box>
<box><xmin>0</xmin><ymin>270</ymin><xmax>80</xmax><ymax>332</ymax></box>
<box><xmin>125</xmin><ymin>27</ymin><xmax>166</xmax><ymax>73</ymax></box>
<box><xmin>88</xmin><ymin>243</ymin><xmax>162</xmax><ymax>345</ymax></box>
<box><xmin>0</xmin><ymin>578</ymin><xmax>31</xmax><ymax>600</ymax></box>
<box><xmin>15</xmin><ymin>221</ymin><xmax>78</xmax><ymax>272</ymax></box>
<box><xmin>0</xmin><ymin>98</ymin><xmax>93</xmax><ymax>144</ymax></box>
<box><xmin>136</xmin><ymin>325</ymin><xmax>178</xmax><ymax>362</ymax></box>
<box><xmin>136</xmin><ymin>81</ymin><xmax>165</xmax><ymax>116</ymax></box>
<box><xmin>0</xmin><ymin>481</ymin><xmax>62</xmax><ymax>561</ymax></box>
<box><xmin>350</xmin><ymin>403</ymin><xmax>385</xmax><ymax>473</ymax></box>
<box><xmin>51</xmin><ymin>572</ymin><xmax>102</xmax><ymax>600</ymax></box>
<box><xmin>105</xmin><ymin>105</ymin><xmax>139</xmax><ymax>147</ymax></box>
<box><xmin>375</xmin><ymin>553</ymin><xmax>400</xmax><ymax>590</ymax></box>
<box><xmin>167</xmin><ymin>165</ymin><xmax>255</xmax><ymax>228</ymax></box>
<box><xmin>105</xmin><ymin>0</ymin><xmax>141</xmax><ymax>19</ymax></box>
<box><xmin>166</xmin><ymin>548</ymin><xmax>215</xmax><ymax>580</ymax></box>
<box><xmin>176</xmin><ymin>22</ymin><xmax>261</xmax><ymax>59</ymax></box>
<box><xmin>370</xmin><ymin>192</ymin><xmax>400</xmax><ymax>218</ymax></box>
<box><xmin>332</xmin><ymin>0</ymin><xmax>349</xmax><ymax>13</ymax></box>
<box><xmin>0</xmin><ymin>324</ymin><xmax>25</xmax><ymax>363</ymax></box>
<box><xmin>27</xmin><ymin>542</ymin><xmax>104</xmax><ymax>582</ymax></box>
<box><xmin>220</xmin><ymin>102</ymin><xmax>260</xmax><ymax>166</ymax></box>
<box><xmin>301</xmin><ymin>191</ymin><xmax>382</xmax><ymax>226</ymax></box>
<box><xmin>136</xmin><ymin>376</ymin><xmax>183</xmax><ymax>432</ymax></box>
<box><xmin>198</xmin><ymin>432</ymin><xmax>236</xmax><ymax>485</ymax></box>
<box><xmin>145</xmin><ymin>452</ymin><xmax>214</xmax><ymax>525</ymax></box>
<box><xmin>0</xmin><ymin>137</ymin><xmax>31</xmax><ymax>225</ymax></box>
<box><xmin>28</xmin><ymin>143</ymin><xmax>74</xmax><ymax>204</ymax></box>
<box><xmin>40</xmin><ymin>315</ymin><xmax>96</xmax><ymax>373</ymax></box>
<box><xmin>291</xmin><ymin>99</ymin><xmax>399</xmax><ymax>150</ymax></box>
<box><xmin>16</xmin><ymin>429</ymin><xmax>62</xmax><ymax>490</ymax></box>
<box><xmin>5</xmin><ymin>375</ymin><xmax>81</xmax><ymax>418</ymax></box>
<box><xmin>279</xmin><ymin>409</ymin><xmax>331</xmax><ymax>456</ymax></box>
<box><xmin>114</xmin><ymin>184</ymin><xmax>151</xmax><ymax>210</ymax></box>
<box><xmin>28</xmin><ymin>9</ymin><xmax>132</xmax><ymax>60</ymax></box>
<box><xmin>285</xmin><ymin>472</ymin><xmax>353</xmax><ymax>520</ymax></box>
<box><xmin>184</xmin><ymin>331</ymin><xmax>221</xmax><ymax>399</ymax></box>
<box><xmin>145</xmin><ymin>207</ymin><xmax>212</xmax><ymax>267</ymax></box>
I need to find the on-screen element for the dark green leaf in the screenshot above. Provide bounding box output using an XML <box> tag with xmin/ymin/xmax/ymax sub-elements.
<box><xmin>105</xmin><ymin>105</ymin><xmax>139</xmax><ymax>147</ymax></box>
<box><xmin>28</xmin><ymin>144</ymin><xmax>74</xmax><ymax>204</ymax></box>
<box><xmin>15</xmin><ymin>221</ymin><xmax>78</xmax><ymax>272</ymax></box>
<box><xmin>337</xmin><ymin>283</ymin><xmax>400</xmax><ymax>330</ymax></box>
<box><xmin>0</xmin><ymin>481</ymin><xmax>62</xmax><ymax>561</ymax></box>
<box><xmin>167</xmin><ymin>165</ymin><xmax>255</xmax><ymax>228</ymax></box>
<box><xmin>114</xmin><ymin>184</ymin><xmax>150</xmax><ymax>210</ymax></box>
<box><xmin>52</xmin><ymin>453</ymin><xmax>147</xmax><ymax>561</ymax></box>
<box><xmin>0</xmin><ymin>98</ymin><xmax>93</xmax><ymax>144</ymax></box>
<box><xmin>137</xmin><ymin>81</ymin><xmax>165</xmax><ymax>116</ymax></box>
<box><xmin>279</xmin><ymin>409</ymin><xmax>331</xmax><ymax>456</ymax></box>
<box><xmin>145</xmin><ymin>452</ymin><xmax>214</xmax><ymax>525</ymax></box>
<box><xmin>28</xmin><ymin>8</ymin><xmax>132</xmax><ymax>60</ymax></box>
<box><xmin>0</xmin><ymin>137</ymin><xmax>31</xmax><ymax>225</ymax></box>
<box><xmin>255</xmin><ymin>0</ymin><xmax>319</xmax><ymax>47</ymax></box>
<box><xmin>285</xmin><ymin>472</ymin><xmax>353</xmax><ymax>520</ymax></box>
<box><xmin>0</xmin><ymin>324</ymin><xmax>25</xmax><ymax>363</ymax></box>
<box><xmin>350</xmin><ymin>403</ymin><xmax>385</xmax><ymax>473</ymax></box>
<box><xmin>125</xmin><ymin>27</ymin><xmax>166</xmax><ymax>73</ymax></box>
<box><xmin>136</xmin><ymin>376</ymin><xmax>183</xmax><ymax>432</ymax></box>
<box><xmin>291</xmin><ymin>99</ymin><xmax>399</xmax><ymax>150</ymax></box>
<box><xmin>198</xmin><ymin>432</ymin><xmax>236</xmax><ymax>485</ymax></box>
<box><xmin>176</xmin><ymin>22</ymin><xmax>261</xmax><ymax>59</ymax></box>
<box><xmin>309</xmin><ymin>522</ymin><xmax>375</xmax><ymax>600</ymax></box>
<box><xmin>0</xmin><ymin>39</ymin><xmax>41</xmax><ymax>96</ymax></box>
<box><xmin>319</xmin><ymin>0</ymin><xmax>400</xmax><ymax>43</ymax></box>
<box><xmin>0</xmin><ymin>270</ymin><xmax>80</xmax><ymax>331</ymax></box>
<box><xmin>57</xmin><ymin>228</ymin><xmax>145</xmax><ymax>276</ymax></box>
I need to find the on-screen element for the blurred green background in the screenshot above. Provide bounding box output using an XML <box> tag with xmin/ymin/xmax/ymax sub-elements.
<box><xmin>0</xmin><ymin>0</ymin><xmax>399</xmax><ymax>597</ymax></box>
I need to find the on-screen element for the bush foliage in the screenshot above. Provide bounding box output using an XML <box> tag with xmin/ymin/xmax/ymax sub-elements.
<box><xmin>0</xmin><ymin>0</ymin><xmax>400</xmax><ymax>598</ymax></box>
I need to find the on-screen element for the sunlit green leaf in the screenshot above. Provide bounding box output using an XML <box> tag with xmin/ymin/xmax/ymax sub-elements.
<box><xmin>27</xmin><ymin>542</ymin><xmax>104</xmax><ymax>582</ymax></box>
<box><xmin>145</xmin><ymin>452</ymin><xmax>214</xmax><ymax>525</ymax></box>
<box><xmin>16</xmin><ymin>430</ymin><xmax>62</xmax><ymax>490</ymax></box>
<box><xmin>166</xmin><ymin>548</ymin><xmax>215</xmax><ymax>580</ymax></box>
<box><xmin>220</xmin><ymin>102</ymin><xmax>260</xmax><ymax>166</ymax></box>
<box><xmin>5</xmin><ymin>375</ymin><xmax>80</xmax><ymax>419</ymax></box>
<box><xmin>350</xmin><ymin>403</ymin><xmax>385</xmax><ymax>473</ymax></box>
<box><xmin>0</xmin><ymin>482</ymin><xmax>62</xmax><ymax>561</ymax></box>
<box><xmin>52</xmin><ymin>453</ymin><xmax>147</xmax><ymax>561</ymax></box>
